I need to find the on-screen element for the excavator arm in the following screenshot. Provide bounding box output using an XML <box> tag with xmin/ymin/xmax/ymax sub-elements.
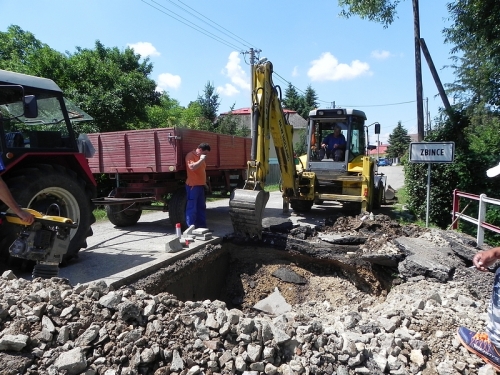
<box><xmin>229</xmin><ymin>59</ymin><xmax>298</xmax><ymax>238</ymax></box>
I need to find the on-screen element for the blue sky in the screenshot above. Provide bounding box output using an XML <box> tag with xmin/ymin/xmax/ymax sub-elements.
<box><xmin>1</xmin><ymin>0</ymin><xmax>455</xmax><ymax>143</ymax></box>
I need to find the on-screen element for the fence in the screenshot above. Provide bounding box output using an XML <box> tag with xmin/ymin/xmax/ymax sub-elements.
<box><xmin>451</xmin><ymin>189</ymin><xmax>500</xmax><ymax>246</ymax></box>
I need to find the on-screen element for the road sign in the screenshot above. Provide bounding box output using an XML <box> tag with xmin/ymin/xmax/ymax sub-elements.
<box><xmin>409</xmin><ymin>142</ymin><xmax>455</xmax><ymax>163</ymax></box>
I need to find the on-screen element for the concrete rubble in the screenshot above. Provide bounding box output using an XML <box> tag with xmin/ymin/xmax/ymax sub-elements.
<box><xmin>0</xmin><ymin>215</ymin><xmax>498</xmax><ymax>374</ymax></box>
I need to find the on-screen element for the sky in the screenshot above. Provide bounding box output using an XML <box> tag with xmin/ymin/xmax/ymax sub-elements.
<box><xmin>1</xmin><ymin>0</ymin><xmax>456</xmax><ymax>144</ymax></box>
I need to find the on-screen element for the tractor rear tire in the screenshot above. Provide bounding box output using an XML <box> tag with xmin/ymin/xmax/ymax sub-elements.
<box><xmin>0</xmin><ymin>164</ymin><xmax>96</xmax><ymax>263</ymax></box>
<box><xmin>169</xmin><ymin>188</ymin><xmax>187</xmax><ymax>230</ymax></box>
<box><xmin>105</xmin><ymin>190</ymin><xmax>142</xmax><ymax>227</ymax></box>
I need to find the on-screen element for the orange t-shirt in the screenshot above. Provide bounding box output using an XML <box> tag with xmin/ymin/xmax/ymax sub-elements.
<box><xmin>185</xmin><ymin>150</ymin><xmax>206</xmax><ymax>186</ymax></box>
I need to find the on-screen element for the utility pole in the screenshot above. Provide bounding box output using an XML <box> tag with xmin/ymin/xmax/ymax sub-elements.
<box><xmin>413</xmin><ymin>0</ymin><xmax>425</xmax><ymax>141</ymax></box>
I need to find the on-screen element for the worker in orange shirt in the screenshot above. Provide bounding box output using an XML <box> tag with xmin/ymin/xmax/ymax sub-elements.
<box><xmin>185</xmin><ymin>143</ymin><xmax>211</xmax><ymax>228</ymax></box>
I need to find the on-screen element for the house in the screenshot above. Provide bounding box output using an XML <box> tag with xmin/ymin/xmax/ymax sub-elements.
<box><xmin>367</xmin><ymin>142</ymin><xmax>389</xmax><ymax>159</ymax></box>
<box><xmin>219</xmin><ymin>108</ymin><xmax>308</xmax><ymax>161</ymax></box>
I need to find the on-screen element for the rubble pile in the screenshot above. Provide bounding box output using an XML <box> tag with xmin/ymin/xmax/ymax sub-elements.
<box><xmin>0</xmin><ymin>215</ymin><xmax>498</xmax><ymax>375</ymax></box>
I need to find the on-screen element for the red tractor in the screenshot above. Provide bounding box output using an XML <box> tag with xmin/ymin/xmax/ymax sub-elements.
<box><xmin>0</xmin><ymin>69</ymin><xmax>96</xmax><ymax>266</ymax></box>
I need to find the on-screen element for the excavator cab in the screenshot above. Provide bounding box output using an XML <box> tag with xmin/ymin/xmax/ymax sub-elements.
<box><xmin>305</xmin><ymin>109</ymin><xmax>367</xmax><ymax>180</ymax></box>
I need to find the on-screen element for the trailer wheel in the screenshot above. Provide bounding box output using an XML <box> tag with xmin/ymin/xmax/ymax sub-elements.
<box><xmin>0</xmin><ymin>164</ymin><xmax>95</xmax><ymax>263</ymax></box>
<box><xmin>290</xmin><ymin>199</ymin><xmax>313</xmax><ymax>212</ymax></box>
<box><xmin>105</xmin><ymin>190</ymin><xmax>142</xmax><ymax>227</ymax></box>
<box><xmin>169</xmin><ymin>188</ymin><xmax>187</xmax><ymax>230</ymax></box>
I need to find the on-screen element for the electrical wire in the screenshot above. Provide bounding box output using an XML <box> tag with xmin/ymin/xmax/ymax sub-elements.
<box><xmin>141</xmin><ymin>0</ymin><xmax>245</xmax><ymax>51</ymax></box>
<box><xmin>173</xmin><ymin>0</ymin><xmax>255</xmax><ymax>49</ymax></box>
<box><xmin>140</xmin><ymin>0</ymin><xmax>419</xmax><ymax>111</ymax></box>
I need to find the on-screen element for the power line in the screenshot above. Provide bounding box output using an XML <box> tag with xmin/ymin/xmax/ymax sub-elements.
<box><xmin>141</xmin><ymin>0</ymin><xmax>245</xmax><ymax>51</ymax></box>
<box><xmin>173</xmin><ymin>0</ymin><xmax>255</xmax><ymax>49</ymax></box>
<box><xmin>337</xmin><ymin>100</ymin><xmax>416</xmax><ymax>108</ymax></box>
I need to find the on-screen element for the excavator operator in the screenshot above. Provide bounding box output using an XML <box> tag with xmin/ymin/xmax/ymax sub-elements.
<box><xmin>319</xmin><ymin>125</ymin><xmax>346</xmax><ymax>161</ymax></box>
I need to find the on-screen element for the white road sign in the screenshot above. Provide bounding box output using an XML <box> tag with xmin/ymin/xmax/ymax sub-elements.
<box><xmin>409</xmin><ymin>142</ymin><xmax>455</xmax><ymax>163</ymax></box>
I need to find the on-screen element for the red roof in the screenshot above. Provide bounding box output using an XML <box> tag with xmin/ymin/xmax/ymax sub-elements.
<box><xmin>368</xmin><ymin>143</ymin><xmax>389</xmax><ymax>156</ymax></box>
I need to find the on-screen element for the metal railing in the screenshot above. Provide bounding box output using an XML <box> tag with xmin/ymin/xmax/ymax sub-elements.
<box><xmin>452</xmin><ymin>189</ymin><xmax>500</xmax><ymax>246</ymax></box>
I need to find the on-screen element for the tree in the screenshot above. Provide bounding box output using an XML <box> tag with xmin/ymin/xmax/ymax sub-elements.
<box><xmin>143</xmin><ymin>92</ymin><xmax>184</xmax><ymax>129</ymax></box>
<box><xmin>216</xmin><ymin>104</ymin><xmax>239</xmax><ymax>135</ymax></box>
<box><xmin>444</xmin><ymin>0</ymin><xmax>500</xmax><ymax>109</ymax></box>
<box><xmin>300</xmin><ymin>85</ymin><xmax>319</xmax><ymax>119</ymax></box>
<box><xmin>282</xmin><ymin>83</ymin><xmax>303</xmax><ymax>111</ymax></box>
<box><xmin>385</xmin><ymin>121</ymin><xmax>411</xmax><ymax>159</ymax></box>
<box><xmin>62</xmin><ymin>41</ymin><xmax>160</xmax><ymax>132</ymax></box>
<box><xmin>197</xmin><ymin>81</ymin><xmax>220</xmax><ymax>124</ymax></box>
<box><xmin>338</xmin><ymin>0</ymin><xmax>400</xmax><ymax>27</ymax></box>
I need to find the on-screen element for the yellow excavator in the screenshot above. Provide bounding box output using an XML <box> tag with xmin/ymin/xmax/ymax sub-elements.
<box><xmin>229</xmin><ymin>59</ymin><xmax>386</xmax><ymax>238</ymax></box>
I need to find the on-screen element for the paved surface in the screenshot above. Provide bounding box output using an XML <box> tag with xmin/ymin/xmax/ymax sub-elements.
<box><xmin>50</xmin><ymin>166</ymin><xmax>405</xmax><ymax>288</ymax></box>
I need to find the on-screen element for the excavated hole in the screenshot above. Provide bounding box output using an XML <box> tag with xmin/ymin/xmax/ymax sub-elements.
<box><xmin>130</xmin><ymin>241</ymin><xmax>397</xmax><ymax>311</ymax></box>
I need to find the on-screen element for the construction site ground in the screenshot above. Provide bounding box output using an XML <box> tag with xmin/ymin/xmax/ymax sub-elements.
<box><xmin>2</xmin><ymin>165</ymin><xmax>499</xmax><ymax>374</ymax></box>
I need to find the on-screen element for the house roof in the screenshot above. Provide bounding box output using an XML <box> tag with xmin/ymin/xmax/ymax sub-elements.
<box><xmin>367</xmin><ymin>144</ymin><xmax>389</xmax><ymax>156</ymax></box>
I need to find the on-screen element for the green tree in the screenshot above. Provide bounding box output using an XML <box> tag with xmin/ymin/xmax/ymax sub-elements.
<box><xmin>444</xmin><ymin>0</ymin><xmax>500</xmax><ymax>108</ymax></box>
<box><xmin>300</xmin><ymin>85</ymin><xmax>319</xmax><ymax>119</ymax></box>
<box><xmin>182</xmin><ymin>101</ymin><xmax>212</xmax><ymax>130</ymax></box>
<box><xmin>0</xmin><ymin>25</ymin><xmax>67</xmax><ymax>79</ymax></box>
<box><xmin>63</xmin><ymin>41</ymin><xmax>160</xmax><ymax>132</ymax></box>
<box><xmin>197</xmin><ymin>81</ymin><xmax>220</xmax><ymax>124</ymax></box>
<box><xmin>216</xmin><ymin>104</ymin><xmax>239</xmax><ymax>135</ymax></box>
<box><xmin>142</xmin><ymin>92</ymin><xmax>184</xmax><ymax>129</ymax></box>
<box><xmin>282</xmin><ymin>83</ymin><xmax>303</xmax><ymax>111</ymax></box>
<box><xmin>338</xmin><ymin>0</ymin><xmax>400</xmax><ymax>27</ymax></box>
<box><xmin>386</xmin><ymin>121</ymin><xmax>411</xmax><ymax>159</ymax></box>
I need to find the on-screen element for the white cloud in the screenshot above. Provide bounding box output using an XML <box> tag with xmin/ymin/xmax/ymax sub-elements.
<box><xmin>371</xmin><ymin>50</ymin><xmax>391</xmax><ymax>60</ymax></box>
<box><xmin>156</xmin><ymin>73</ymin><xmax>181</xmax><ymax>91</ymax></box>
<box><xmin>307</xmin><ymin>52</ymin><xmax>371</xmax><ymax>81</ymax></box>
<box><xmin>127</xmin><ymin>42</ymin><xmax>160</xmax><ymax>57</ymax></box>
<box><xmin>216</xmin><ymin>83</ymin><xmax>240</xmax><ymax>96</ymax></box>
<box><xmin>292</xmin><ymin>66</ymin><xmax>299</xmax><ymax>77</ymax></box>
<box><xmin>217</xmin><ymin>51</ymin><xmax>250</xmax><ymax>96</ymax></box>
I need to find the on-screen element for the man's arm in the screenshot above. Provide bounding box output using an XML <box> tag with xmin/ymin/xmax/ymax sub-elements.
<box><xmin>187</xmin><ymin>155</ymin><xmax>206</xmax><ymax>171</ymax></box>
<box><xmin>0</xmin><ymin>177</ymin><xmax>34</xmax><ymax>224</ymax></box>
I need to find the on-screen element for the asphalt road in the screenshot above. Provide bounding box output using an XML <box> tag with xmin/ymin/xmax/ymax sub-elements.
<box><xmin>51</xmin><ymin>166</ymin><xmax>405</xmax><ymax>287</ymax></box>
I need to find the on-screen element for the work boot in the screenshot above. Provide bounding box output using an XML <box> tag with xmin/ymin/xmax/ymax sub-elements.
<box><xmin>457</xmin><ymin>326</ymin><xmax>500</xmax><ymax>371</ymax></box>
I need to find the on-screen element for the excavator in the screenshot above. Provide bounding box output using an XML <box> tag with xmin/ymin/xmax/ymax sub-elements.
<box><xmin>229</xmin><ymin>59</ymin><xmax>386</xmax><ymax>238</ymax></box>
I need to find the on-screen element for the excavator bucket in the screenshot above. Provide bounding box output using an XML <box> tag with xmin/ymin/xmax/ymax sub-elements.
<box><xmin>229</xmin><ymin>189</ymin><xmax>270</xmax><ymax>239</ymax></box>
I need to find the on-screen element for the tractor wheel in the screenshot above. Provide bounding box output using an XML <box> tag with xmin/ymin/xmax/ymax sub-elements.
<box><xmin>105</xmin><ymin>190</ymin><xmax>142</xmax><ymax>227</ymax></box>
<box><xmin>169</xmin><ymin>188</ymin><xmax>187</xmax><ymax>230</ymax></box>
<box><xmin>0</xmin><ymin>164</ymin><xmax>96</xmax><ymax>263</ymax></box>
<box><xmin>290</xmin><ymin>199</ymin><xmax>314</xmax><ymax>213</ymax></box>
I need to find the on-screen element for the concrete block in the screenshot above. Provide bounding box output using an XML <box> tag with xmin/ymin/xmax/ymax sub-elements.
<box><xmin>183</xmin><ymin>225</ymin><xmax>195</xmax><ymax>236</ymax></box>
<box><xmin>193</xmin><ymin>228</ymin><xmax>210</xmax><ymax>235</ymax></box>
<box><xmin>196</xmin><ymin>233</ymin><xmax>212</xmax><ymax>241</ymax></box>
<box><xmin>165</xmin><ymin>235</ymin><xmax>183</xmax><ymax>253</ymax></box>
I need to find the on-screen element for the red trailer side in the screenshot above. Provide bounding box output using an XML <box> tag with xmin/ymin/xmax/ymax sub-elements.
<box><xmin>87</xmin><ymin>128</ymin><xmax>252</xmax><ymax>228</ymax></box>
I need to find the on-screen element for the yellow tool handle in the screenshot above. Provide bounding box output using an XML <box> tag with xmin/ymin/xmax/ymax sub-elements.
<box><xmin>3</xmin><ymin>208</ymin><xmax>77</xmax><ymax>228</ymax></box>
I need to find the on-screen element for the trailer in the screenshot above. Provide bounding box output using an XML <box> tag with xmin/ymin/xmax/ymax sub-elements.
<box><xmin>86</xmin><ymin>127</ymin><xmax>251</xmax><ymax>229</ymax></box>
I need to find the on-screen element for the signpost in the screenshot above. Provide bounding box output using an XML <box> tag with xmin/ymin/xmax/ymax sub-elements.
<box><xmin>409</xmin><ymin>142</ymin><xmax>455</xmax><ymax>227</ymax></box>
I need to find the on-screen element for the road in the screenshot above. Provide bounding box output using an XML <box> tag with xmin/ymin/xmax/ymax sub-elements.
<box><xmin>50</xmin><ymin>166</ymin><xmax>405</xmax><ymax>287</ymax></box>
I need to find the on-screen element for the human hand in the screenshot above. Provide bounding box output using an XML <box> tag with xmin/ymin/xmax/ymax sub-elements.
<box><xmin>333</xmin><ymin>144</ymin><xmax>338</xmax><ymax>149</ymax></box>
<box><xmin>473</xmin><ymin>250</ymin><xmax>497</xmax><ymax>272</ymax></box>
<box><xmin>17</xmin><ymin>210</ymin><xmax>35</xmax><ymax>225</ymax></box>
<box><xmin>200</xmin><ymin>154</ymin><xmax>207</xmax><ymax>161</ymax></box>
